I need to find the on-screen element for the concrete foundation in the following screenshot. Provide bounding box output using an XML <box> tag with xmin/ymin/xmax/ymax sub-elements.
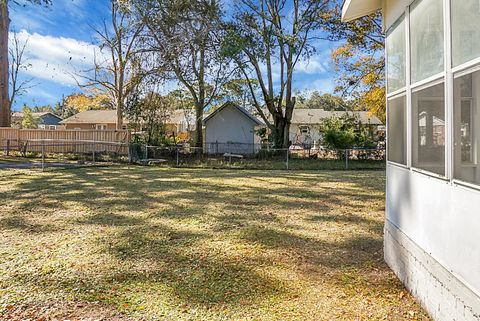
<box><xmin>384</xmin><ymin>220</ymin><xmax>480</xmax><ymax>321</ymax></box>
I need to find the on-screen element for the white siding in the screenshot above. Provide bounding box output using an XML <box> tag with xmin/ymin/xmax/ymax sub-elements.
<box><xmin>386</xmin><ymin>164</ymin><xmax>480</xmax><ymax>297</ymax></box>
<box><xmin>289</xmin><ymin>124</ymin><xmax>322</xmax><ymax>146</ymax></box>
<box><xmin>204</xmin><ymin>106</ymin><xmax>258</xmax><ymax>154</ymax></box>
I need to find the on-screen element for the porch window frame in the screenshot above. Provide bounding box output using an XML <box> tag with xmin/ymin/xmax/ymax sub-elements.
<box><xmin>387</xmin><ymin>92</ymin><xmax>409</xmax><ymax>168</ymax></box>
<box><xmin>451</xmin><ymin>65</ymin><xmax>480</xmax><ymax>187</ymax></box>
<box><xmin>385</xmin><ymin>0</ymin><xmax>480</xmax><ymax>189</ymax></box>
<box><xmin>411</xmin><ymin>79</ymin><xmax>447</xmax><ymax>178</ymax></box>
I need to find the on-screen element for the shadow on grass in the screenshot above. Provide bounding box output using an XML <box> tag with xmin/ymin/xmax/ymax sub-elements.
<box><xmin>240</xmin><ymin>226</ymin><xmax>383</xmax><ymax>269</ymax></box>
<box><xmin>0</xmin><ymin>215</ymin><xmax>59</xmax><ymax>234</ymax></box>
<box><xmin>77</xmin><ymin>213</ymin><xmax>146</xmax><ymax>227</ymax></box>
<box><xmin>0</xmin><ymin>166</ymin><xmax>388</xmax><ymax>313</ymax></box>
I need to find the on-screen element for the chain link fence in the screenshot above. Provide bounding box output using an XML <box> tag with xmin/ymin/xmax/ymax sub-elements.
<box><xmin>1</xmin><ymin>139</ymin><xmax>129</xmax><ymax>170</ymax></box>
<box><xmin>1</xmin><ymin>140</ymin><xmax>385</xmax><ymax>171</ymax></box>
<box><xmin>129</xmin><ymin>143</ymin><xmax>385</xmax><ymax>171</ymax></box>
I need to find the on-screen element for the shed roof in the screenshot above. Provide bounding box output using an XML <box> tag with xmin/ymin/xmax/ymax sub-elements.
<box><xmin>203</xmin><ymin>102</ymin><xmax>263</xmax><ymax>126</ymax></box>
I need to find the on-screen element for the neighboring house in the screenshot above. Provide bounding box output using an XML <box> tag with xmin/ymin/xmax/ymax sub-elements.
<box><xmin>165</xmin><ymin>109</ymin><xmax>196</xmax><ymax>141</ymax></box>
<box><xmin>289</xmin><ymin>109</ymin><xmax>383</xmax><ymax>146</ymax></box>
<box><xmin>203</xmin><ymin>102</ymin><xmax>263</xmax><ymax>154</ymax></box>
<box><xmin>343</xmin><ymin>0</ymin><xmax>480</xmax><ymax>320</ymax></box>
<box><xmin>11</xmin><ymin>112</ymin><xmax>63</xmax><ymax>130</ymax></box>
<box><xmin>60</xmin><ymin>110</ymin><xmax>128</xmax><ymax>130</ymax></box>
<box><xmin>60</xmin><ymin>109</ymin><xmax>198</xmax><ymax>136</ymax></box>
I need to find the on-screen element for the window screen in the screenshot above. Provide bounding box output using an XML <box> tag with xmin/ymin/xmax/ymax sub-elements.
<box><xmin>410</xmin><ymin>0</ymin><xmax>444</xmax><ymax>83</ymax></box>
<box><xmin>454</xmin><ymin>71</ymin><xmax>480</xmax><ymax>184</ymax></box>
<box><xmin>412</xmin><ymin>82</ymin><xmax>445</xmax><ymax>176</ymax></box>
<box><xmin>452</xmin><ymin>0</ymin><xmax>480</xmax><ymax>67</ymax></box>
<box><xmin>387</xmin><ymin>95</ymin><xmax>407</xmax><ymax>165</ymax></box>
<box><xmin>387</xmin><ymin>17</ymin><xmax>406</xmax><ymax>93</ymax></box>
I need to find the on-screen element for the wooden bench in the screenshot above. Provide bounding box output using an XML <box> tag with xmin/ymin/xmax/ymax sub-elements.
<box><xmin>223</xmin><ymin>153</ymin><xmax>243</xmax><ymax>162</ymax></box>
<box><xmin>139</xmin><ymin>159</ymin><xmax>168</xmax><ymax>165</ymax></box>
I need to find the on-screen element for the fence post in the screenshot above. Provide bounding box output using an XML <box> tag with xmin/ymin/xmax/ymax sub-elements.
<box><xmin>344</xmin><ymin>149</ymin><xmax>349</xmax><ymax>170</ymax></box>
<box><xmin>41</xmin><ymin>141</ymin><xmax>45</xmax><ymax>171</ymax></box>
<box><xmin>176</xmin><ymin>146</ymin><xmax>179</xmax><ymax>166</ymax></box>
<box><xmin>6</xmin><ymin>139</ymin><xmax>9</xmax><ymax>156</ymax></box>
<box><xmin>128</xmin><ymin>143</ymin><xmax>132</xmax><ymax>164</ymax></box>
<box><xmin>92</xmin><ymin>143</ymin><xmax>96</xmax><ymax>164</ymax></box>
<box><xmin>286</xmin><ymin>148</ymin><xmax>289</xmax><ymax>170</ymax></box>
<box><xmin>144</xmin><ymin>144</ymin><xmax>148</xmax><ymax>160</ymax></box>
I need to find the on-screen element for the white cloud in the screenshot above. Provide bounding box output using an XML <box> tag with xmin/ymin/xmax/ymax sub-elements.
<box><xmin>308</xmin><ymin>79</ymin><xmax>336</xmax><ymax>94</ymax></box>
<box><xmin>10</xmin><ymin>30</ymin><xmax>97</xmax><ymax>87</ymax></box>
<box><xmin>295</xmin><ymin>56</ymin><xmax>330</xmax><ymax>74</ymax></box>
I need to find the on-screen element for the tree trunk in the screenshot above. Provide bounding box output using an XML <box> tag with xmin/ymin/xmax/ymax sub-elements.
<box><xmin>282</xmin><ymin>121</ymin><xmax>291</xmax><ymax>148</ymax></box>
<box><xmin>0</xmin><ymin>1</ymin><xmax>9</xmax><ymax>127</ymax></box>
<box><xmin>194</xmin><ymin>102</ymin><xmax>203</xmax><ymax>149</ymax></box>
<box><xmin>195</xmin><ymin>44</ymin><xmax>206</xmax><ymax>149</ymax></box>
<box><xmin>272</xmin><ymin>114</ymin><xmax>286</xmax><ymax>148</ymax></box>
<box><xmin>116</xmin><ymin>107</ymin><xmax>123</xmax><ymax>130</ymax></box>
<box><xmin>116</xmin><ymin>94</ymin><xmax>123</xmax><ymax>130</ymax></box>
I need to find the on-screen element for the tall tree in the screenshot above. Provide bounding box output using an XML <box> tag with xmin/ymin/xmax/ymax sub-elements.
<box><xmin>78</xmin><ymin>0</ymin><xmax>144</xmax><ymax>130</ymax></box>
<box><xmin>225</xmin><ymin>0</ymin><xmax>328</xmax><ymax>148</ymax></box>
<box><xmin>133</xmin><ymin>0</ymin><xmax>230</xmax><ymax>148</ymax></box>
<box><xmin>223</xmin><ymin>0</ymin><xmax>328</xmax><ymax>148</ymax></box>
<box><xmin>320</xmin><ymin>3</ymin><xmax>385</xmax><ymax>121</ymax></box>
<box><xmin>0</xmin><ymin>0</ymin><xmax>50</xmax><ymax>127</ymax></box>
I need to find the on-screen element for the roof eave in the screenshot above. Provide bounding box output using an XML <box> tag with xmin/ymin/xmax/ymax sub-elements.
<box><xmin>341</xmin><ymin>0</ymin><xmax>382</xmax><ymax>22</ymax></box>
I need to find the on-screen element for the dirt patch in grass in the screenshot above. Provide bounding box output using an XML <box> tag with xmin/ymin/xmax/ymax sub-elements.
<box><xmin>0</xmin><ymin>167</ymin><xmax>430</xmax><ymax>320</ymax></box>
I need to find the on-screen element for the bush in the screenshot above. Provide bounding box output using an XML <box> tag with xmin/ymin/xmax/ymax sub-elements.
<box><xmin>320</xmin><ymin>114</ymin><xmax>378</xmax><ymax>150</ymax></box>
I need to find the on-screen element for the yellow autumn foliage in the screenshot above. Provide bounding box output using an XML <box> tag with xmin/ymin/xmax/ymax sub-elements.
<box><xmin>65</xmin><ymin>88</ymin><xmax>111</xmax><ymax>113</ymax></box>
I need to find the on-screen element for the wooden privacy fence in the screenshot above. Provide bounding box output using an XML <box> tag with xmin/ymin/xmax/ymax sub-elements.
<box><xmin>0</xmin><ymin>128</ymin><xmax>131</xmax><ymax>155</ymax></box>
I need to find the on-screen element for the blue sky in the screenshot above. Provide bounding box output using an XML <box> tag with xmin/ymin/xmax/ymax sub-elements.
<box><xmin>10</xmin><ymin>0</ymin><xmax>336</xmax><ymax>111</ymax></box>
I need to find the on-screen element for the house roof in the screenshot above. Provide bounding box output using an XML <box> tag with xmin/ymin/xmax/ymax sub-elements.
<box><xmin>61</xmin><ymin>109</ymin><xmax>196</xmax><ymax>126</ymax></box>
<box><xmin>291</xmin><ymin>109</ymin><xmax>383</xmax><ymax>125</ymax></box>
<box><xmin>12</xmin><ymin>111</ymin><xmax>62</xmax><ymax>120</ymax></box>
<box><xmin>203</xmin><ymin>102</ymin><xmax>263</xmax><ymax>126</ymax></box>
<box><xmin>168</xmin><ymin>109</ymin><xmax>195</xmax><ymax>124</ymax></box>
<box><xmin>342</xmin><ymin>0</ymin><xmax>381</xmax><ymax>22</ymax></box>
<box><xmin>60</xmin><ymin>110</ymin><xmax>124</xmax><ymax>124</ymax></box>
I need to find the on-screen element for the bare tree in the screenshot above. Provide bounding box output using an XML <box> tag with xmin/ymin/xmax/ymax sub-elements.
<box><xmin>224</xmin><ymin>0</ymin><xmax>328</xmax><ymax>148</ymax></box>
<box><xmin>9</xmin><ymin>31</ymin><xmax>35</xmax><ymax>108</ymax></box>
<box><xmin>133</xmin><ymin>0</ymin><xmax>232</xmax><ymax>148</ymax></box>
<box><xmin>77</xmin><ymin>0</ymin><xmax>144</xmax><ymax>130</ymax></box>
<box><xmin>0</xmin><ymin>0</ymin><xmax>50</xmax><ymax>127</ymax></box>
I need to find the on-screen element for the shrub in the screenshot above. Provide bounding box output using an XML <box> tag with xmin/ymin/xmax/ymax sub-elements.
<box><xmin>320</xmin><ymin>114</ymin><xmax>377</xmax><ymax>150</ymax></box>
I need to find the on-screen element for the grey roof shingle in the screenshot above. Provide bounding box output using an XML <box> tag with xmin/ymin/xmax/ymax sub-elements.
<box><xmin>60</xmin><ymin>110</ymin><xmax>121</xmax><ymax>124</ymax></box>
<box><xmin>290</xmin><ymin>109</ymin><xmax>383</xmax><ymax>125</ymax></box>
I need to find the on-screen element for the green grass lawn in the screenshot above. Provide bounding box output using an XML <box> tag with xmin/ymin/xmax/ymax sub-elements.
<box><xmin>0</xmin><ymin>167</ymin><xmax>429</xmax><ymax>320</ymax></box>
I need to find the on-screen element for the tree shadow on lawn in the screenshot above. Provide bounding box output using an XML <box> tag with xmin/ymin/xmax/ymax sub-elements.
<box><xmin>239</xmin><ymin>225</ymin><xmax>383</xmax><ymax>269</ymax></box>
<box><xmin>0</xmin><ymin>167</ymin><xmax>384</xmax><ymax>225</ymax></box>
<box><xmin>105</xmin><ymin>224</ymin><xmax>287</xmax><ymax>306</ymax></box>
<box><xmin>0</xmin><ymin>215</ymin><xmax>60</xmax><ymax>234</ymax></box>
<box><xmin>1</xmin><ymin>167</ymin><xmax>391</xmax><ymax>315</ymax></box>
<box><xmin>77</xmin><ymin>213</ymin><xmax>146</xmax><ymax>227</ymax></box>
<box><xmin>9</xmin><ymin>221</ymin><xmax>288</xmax><ymax>311</ymax></box>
